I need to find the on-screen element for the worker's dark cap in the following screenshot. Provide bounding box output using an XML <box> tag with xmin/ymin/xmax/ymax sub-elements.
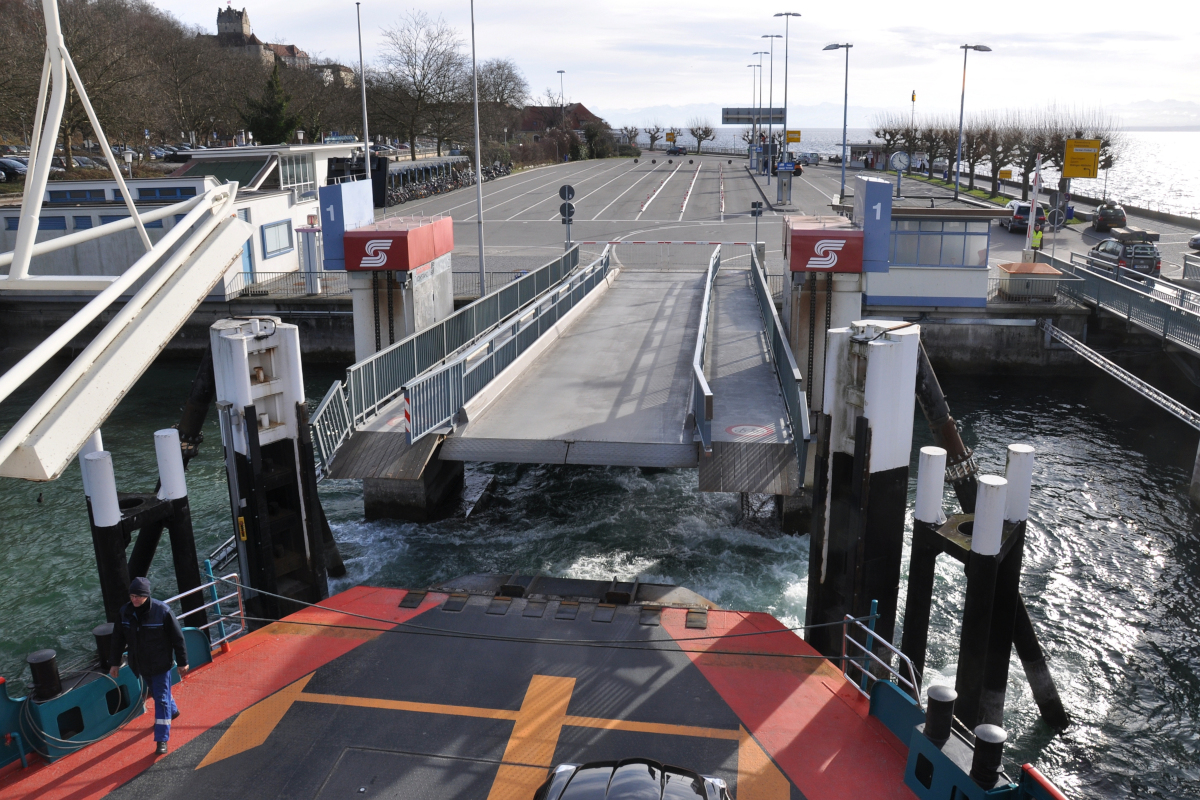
<box><xmin>129</xmin><ymin>577</ymin><xmax>151</xmax><ymax>597</ymax></box>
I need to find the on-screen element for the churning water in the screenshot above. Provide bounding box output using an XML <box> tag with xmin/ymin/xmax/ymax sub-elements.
<box><xmin>1</xmin><ymin>356</ymin><xmax>1198</xmax><ymax>797</ymax></box>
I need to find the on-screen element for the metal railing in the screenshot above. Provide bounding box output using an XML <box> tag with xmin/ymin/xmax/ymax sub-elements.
<box><xmin>1184</xmin><ymin>254</ymin><xmax>1200</xmax><ymax>282</ymax></box>
<box><xmin>452</xmin><ymin>270</ymin><xmax>523</xmax><ymax>300</ymax></box>
<box><xmin>405</xmin><ymin>247</ymin><xmax>612</xmax><ymax>444</ymax></box>
<box><xmin>691</xmin><ymin>246</ymin><xmax>721</xmax><ymax>452</ymax></box>
<box><xmin>1042</xmin><ymin>320</ymin><xmax>1200</xmax><ymax>430</ymax></box>
<box><xmin>310</xmin><ymin>246</ymin><xmax>581</xmax><ymax>471</ymax></box>
<box><xmin>163</xmin><ymin>569</ymin><xmax>246</xmax><ymax>649</ymax></box>
<box><xmin>311</xmin><ymin>379</ymin><xmax>354</xmax><ymax>477</ymax></box>
<box><xmin>841</xmin><ymin>614</ymin><xmax>922</xmax><ymax>704</ymax></box>
<box><xmin>1056</xmin><ymin>256</ymin><xmax>1200</xmax><ymax>357</ymax></box>
<box><xmin>986</xmin><ymin>275</ymin><xmax>1081</xmax><ymax>306</ymax></box>
<box><xmin>225</xmin><ymin>270</ymin><xmax>349</xmax><ymax>300</ymax></box>
<box><xmin>750</xmin><ymin>249</ymin><xmax>811</xmax><ymax>481</ymax></box>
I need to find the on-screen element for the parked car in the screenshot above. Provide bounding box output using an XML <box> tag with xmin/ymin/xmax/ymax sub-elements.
<box><xmin>0</xmin><ymin>158</ymin><xmax>28</xmax><ymax>181</ymax></box>
<box><xmin>1091</xmin><ymin>201</ymin><xmax>1127</xmax><ymax>232</ymax></box>
<box><xmin>1002</xmin><ymin>199</ymin><xmax>1048</xmax><ymax>232</ymax></box>
<box><xmin>666</xmin><ymin>145</ymin><xmax>687</xmax><ymax>155</ymax></box>
<box><xmin>1086</xmin><ymin>233</ymin><xmax>1162</xmax><ymax>277</ymax></box>
<box><xmin>798</xmin><ymin>152</ymin><xmax>820</xmax><ymax>166</ymax></box>
<box><xmin>0</xmin><ymin>145</ymin><xmax>22</xmax><ymax>156</ymax></box>
<box><xmin>1189</xmin><ymin>232</ymin><xmax>1200</xmax><ymax>251</ymax></box>
<box><xmin>534</xmin><ymin>760</ymin><xmax>731</xmax><ymax>800</ymax></box>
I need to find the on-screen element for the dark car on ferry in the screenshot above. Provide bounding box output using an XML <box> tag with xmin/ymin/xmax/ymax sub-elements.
<box><xmin>1091</xmin><ymin>201</ymin><xmax>1127</xmax><ymax>232</ymax></box>
<box><xmin>1002</xmin><ymin>199</ymin><xmax>1047</xmax><ymax>232</ymax></box>
<box><xmin>1086</xmin><ymin>235</ymin><xmax>1162</xmax><ymax>278</ymax></box>
<box><xmin>535</xmin><ymin>759</ymin><xmax>731</xmax><ymax>800</ymax></box>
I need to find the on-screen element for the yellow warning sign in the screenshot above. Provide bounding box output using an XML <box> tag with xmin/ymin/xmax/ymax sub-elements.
<box><xmin>1063</xmin><ymin>138</ymin><xmax>1101</xmax><ymax>179</ymax></box>
<box><xmin>786</xmin><ymin>130</ymin><xmax>802</xmax><ymax>143</ymax></box>
<box><xmin>998</xmin><ymin>169</ymin><xmax>1012</xmax><ymax>180</ymax></box>
<box><xmin>665</xmin><ymin>132</ymin><xmax>676</xmax><ymax>142</ymax></box>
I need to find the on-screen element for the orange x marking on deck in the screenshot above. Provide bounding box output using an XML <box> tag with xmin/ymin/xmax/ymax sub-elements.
<box><xmin>198</xmin><ymin>672</ymin><xmax>788</xmax><ymax>799</ymax></box>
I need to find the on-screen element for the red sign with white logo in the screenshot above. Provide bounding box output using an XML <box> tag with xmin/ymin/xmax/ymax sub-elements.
<box><xmin>789</xmin><ymin>228</ymin><xmax>864</xmax><ymax>273</ymax></box>
<box><xmin>344</xmin><ymin>216</ymin><xmax>453</xmax><ymax>271</ymax></box>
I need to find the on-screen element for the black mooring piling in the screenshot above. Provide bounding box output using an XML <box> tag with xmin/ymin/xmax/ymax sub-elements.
<box><xmin>1013</xmin><ymin>598</ymin><xmax>1070</xmax><ymax>730</ymax></box>
<box><xmin>900</xmin><ymin>446</ymin><xmax>947</xmax><ymax>680</ymax></box>
<box><xmin>81</xmin><ymin>451</ymin><xmax>131</xmax><ymax>624</ymax></box>
<box><xmin>953</xmin><ymin>475</ymin><xmax>1006</xmax><ymax>730</ymax></box>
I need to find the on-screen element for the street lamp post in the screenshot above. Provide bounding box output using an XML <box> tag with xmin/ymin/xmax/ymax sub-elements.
<box><xmin>752</xmin><ymin>51</ymin><xmax>768</xmax><ymax>165</ymax></box>
<box><xmin>954</xmin><ymin>44</ymin><xmax>991</xmax><ymax>200</ymax></box>
<box><xmin>470</xmin><ymin>0</ymin><xmax>486</xmax><ymax>287</ymax></box>
<box><xmin>762</xmin><ymin>34</ymin><xmax>781</xmax><ymax>184</ymax></box>
<box><xmin>774</xmin><ymin>13</ymin><xmax>800</xmax><ymax>163</ymax></box>
<box><xmin>747</xmin><ymin>64</ymin><xmax>760</xmax><ymax>163</ymax></box>
<box><xmin>823</xmin><ymin>43</ymin><xmax>853</xmax><ymax>203</ymax></box>
<box><xmin>356</xmin><ymin>2</ymin><xmax>370</xmax><ymax>180</ymax></box>
<box><xmin>557</xmin><ymin>70</ymin><xmax>566</xmax><ymax>131</ymax></box>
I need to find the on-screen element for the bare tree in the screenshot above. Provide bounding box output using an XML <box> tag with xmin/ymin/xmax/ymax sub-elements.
<box><xmin>667</xmin><ymin>126</ymin><xmax>682</xmax><ymax>149</ymax></box>
<box><xmin>378</xmin><ymin>11</ymin><xmax>465</xmax><ymax>160</ymax></box>
<box><xmin>619</xmin><ymin>125</ymin><xmax>639</xmax><ymax>147</ymax></box>
<box><xmin>974</xmin><ymin>112</ymin><xmax>1017</xmax><ymax>196</ymax></box>
<box><xmin>687</xmin><ymin>117</ymin><xmax>715</xmax><ymax>154</ymax></box>
<box><xmin>477</xmin><ymin>57</ymin><xmax>528</xmax><ymax>142</ymax></box>
<box><xmin>872</xmin><ymin>111</ymin><xmax>907</xmax><ymax>156</ymax></box>
<box><xmin>740</xmin><ymin>127</ymin><xmax>755</xmax><ymax>145</ymax></box>
<box><xmin>644</xmin><ymin>121</ymin><xmax>663</xmax><ymax>151</ymax></box>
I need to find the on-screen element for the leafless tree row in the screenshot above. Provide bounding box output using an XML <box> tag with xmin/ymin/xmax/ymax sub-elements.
<box><xmin>872</xmin><ymin>108</ymin><xmax>1126</xmax><ymax>198</ymax></box>
<box><xmin>0</xmin><ymin>0</ymin><xmax>363</xmax><ymax>165</ymax></box>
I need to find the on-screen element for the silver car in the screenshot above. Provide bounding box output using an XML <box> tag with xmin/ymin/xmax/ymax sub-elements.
<box><xmin>535</xmin><ymin>759</ymin><xmax>732</xmax><ymax>800</ymax></box>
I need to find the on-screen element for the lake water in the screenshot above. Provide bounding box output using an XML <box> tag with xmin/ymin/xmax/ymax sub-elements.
<box><xmin>1</xmin><ymin>355</ymin><xmax>1197</xmax><ymax>797</ymax></box>
<box><xmin>657</xmin><ymin>127</ymin><xmax>1200</xmax><ymax>218</ymax></box>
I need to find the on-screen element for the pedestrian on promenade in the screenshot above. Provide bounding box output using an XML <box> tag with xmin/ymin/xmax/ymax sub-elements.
<box><xmin>1032</xmin><ymin>224</ymin><xmax>1044</xmax><ymax>251</ymax></box>
<box><xmin>109</xmin><ymin>577</ymin><xmax>189</xmax><ymax>756</ymax></box>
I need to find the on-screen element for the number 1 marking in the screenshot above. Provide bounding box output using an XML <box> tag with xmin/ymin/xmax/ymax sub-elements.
<box><xmin>326</xmin><ymin>205</ymin><xmax>335</xmax><ymax>222</ymax></box>
<box><xmin>872</xmin><ymin>202</ymin><xmax>881</xmax><ymax>220</ymax></box>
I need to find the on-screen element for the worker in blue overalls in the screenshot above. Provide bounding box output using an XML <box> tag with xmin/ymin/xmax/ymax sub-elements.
<box><xmin>108</xmin><ymin>577</ymin><xmax>189</xmax><ymax>755</ymax></box>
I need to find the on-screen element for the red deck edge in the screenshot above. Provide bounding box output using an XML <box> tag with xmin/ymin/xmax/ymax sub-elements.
<box><xmin>660</xmin><ymin>608</ymin><xmax>917</xmax><ymax>800</ymax></box>
<box><xmin>0</xmin><ymin>586</ymin><xmax>438</xmax><ymax>800</ymax></box>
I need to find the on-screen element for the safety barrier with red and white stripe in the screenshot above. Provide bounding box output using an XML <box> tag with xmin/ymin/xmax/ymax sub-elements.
<box><xmin>573</xmin><ymin>241</ymin><xmax>756</xmax><ymax>245</ymax></box>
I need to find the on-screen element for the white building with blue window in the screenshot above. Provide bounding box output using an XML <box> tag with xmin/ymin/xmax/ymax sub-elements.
<box><xmin>0</xmin><ymin>142</ymin><xmax>364</xmax><ymax>299</ymax></box>
<box><xmin>863</xmin><ymin>209</ymin><xmax>998</xmax><ymax>308</ymax></box>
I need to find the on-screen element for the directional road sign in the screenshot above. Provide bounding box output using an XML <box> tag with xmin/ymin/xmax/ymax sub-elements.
<box><xmin>1063</xmin><ymin>139</ymin><xmax>1101</xmax><ymax>179</ymax></box>
<box><xmin>559</xmin><ymin>184</ymin><xmax>575</xmax><ymax>201</ymax></box>
<box><xmin>559</xmin><ymin>202</ymin><xmax>575</xmax><ymax>219</ymax></box>
<box><xmin>665</xmin><ymin>132</ymin><xmax>676</xmax><ymax>143</ymax></box>
<box><xmin>786</xmin><ymin>130</ymin><xmax>802</xmax><ymax>143</ymax></box>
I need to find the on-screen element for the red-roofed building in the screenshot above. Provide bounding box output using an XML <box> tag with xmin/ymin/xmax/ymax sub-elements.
<box><xmin>518</xmin><ymin>103</ymin><xmax>604</xmax><ymax>135</ymax></box>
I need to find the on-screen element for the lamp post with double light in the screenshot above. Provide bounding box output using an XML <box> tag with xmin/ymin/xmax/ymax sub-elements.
<box><xmin>774</xmin><ymin>12</ymin><xmax>800</xmax><ymax>162</ymax></box>
<box><xmin>823</xmin><ymin>42</ymin><xmax>852</xmax><ymax>203</ymax></box>
<box><xmin>954</xmin><ymin>44</ymin><xmax>991</xmax><ymax>200</ymax></box>
<box><xmin>762</xmin><ymin>34</ymin><xmax>781</xmax><ymax>183</ymax></box>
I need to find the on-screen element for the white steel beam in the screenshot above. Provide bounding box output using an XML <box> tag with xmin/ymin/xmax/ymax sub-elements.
<box><xmin>0</xmin><ymin>213</ymin><xmax>252</xmax><ymax>480</ymax></box>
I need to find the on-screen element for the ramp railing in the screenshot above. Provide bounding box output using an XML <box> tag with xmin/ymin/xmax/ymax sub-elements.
<box><xmin>691</xmin><ymin>246</ymin><xmax>721</xmax><ymax>452</ymax></box>
<box><xmin>1184</xmin><ymin>253</ymin><xmax>1200</xmax><ymax>281</ymax></box>
<box><xmin>750</xmin><ymin>249</ymin><xmax>811</xmax><ymax>481</ymax></box>
<box><xmin>405</xmin><ymin>247</ymin><xmax>612</xmax><ymax>444</ymax></box>
<box><xmin>310</xmin><ymin>246</ymin><xmax>581</xmax><ymax>471</ymax></box>
<box><xmin>1053</xmin><ymin>255</ymin><xmax>1200</xmax><ymax>356</ymax></box>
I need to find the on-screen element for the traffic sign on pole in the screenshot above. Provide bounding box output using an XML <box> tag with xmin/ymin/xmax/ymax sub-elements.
<box><xmin>1063</xmin><ymin>139</ymin><xmax>1101</xmax><ymax>179</ymax></box>
<box><xmin>665</xmin><ymin>132</ymin><xmax>676</xmax><ymax>143</ymax></box>
<box><xmin>786</xmin><ymin>130</ymin><xmax>802</xmax><ymax>143</ymax></box>
<box><xmin>559</xmin><ymin>184</ymin><xmax>575</xmax><ymax>201</ymax></box>
<box><xmin>559</xmin><ymin>202</ymin><xmax>575</xmax><ymax>219</ymax></box>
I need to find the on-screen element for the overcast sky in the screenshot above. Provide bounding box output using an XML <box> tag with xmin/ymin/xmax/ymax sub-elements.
<box><xmin>170</xmin><ymin>1</ymin><xmax>1197</xmax><ymax>128</ymax></box>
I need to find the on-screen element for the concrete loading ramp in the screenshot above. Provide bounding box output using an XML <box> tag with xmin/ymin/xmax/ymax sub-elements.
<box><xmin>319</xmin><ymin>242</ymin><xmax>808</xmax><ymax>515</ymax></box>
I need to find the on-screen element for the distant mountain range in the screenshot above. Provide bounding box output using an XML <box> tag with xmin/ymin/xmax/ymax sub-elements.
<box><xmin>594</xmin><ymin>100</ymin><xmax>1200</xmax><ymax>132</ymax></box>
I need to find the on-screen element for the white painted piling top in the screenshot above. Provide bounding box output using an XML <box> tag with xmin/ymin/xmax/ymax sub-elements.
<box><xmin>154</xmin><ymin>429</ymin><xmax>188</xmax><ymax>500</ymax></box>
<box><xmin>915</xmin><ymin>446</ymin><xmax>947</xmax><ymax>524</ymax></box>
<box><xmin>972</xmin><ymin>475</ymin><xmax>1008</xmax><ymax>556</ymax></box>
<box><xmin>78</xmin><ymin>429</ymin><xmax>103</xmax><ymax>497</ymax></box>
<box><xmin>82</xmin><ymin>450</ymin><xmax>120</xmax><ymax>528</ymax></box>
<box><xmin>1004</xmin><ymin>444</ymin><xmax>1035</xmax><ymax>523</ymax></box>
